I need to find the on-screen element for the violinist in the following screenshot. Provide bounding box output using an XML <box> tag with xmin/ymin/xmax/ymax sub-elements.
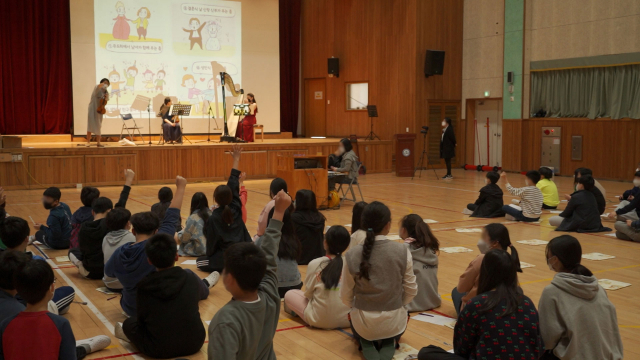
<box><xmin>87</xmin><ymin>78</ymin><xmax>110</xmax><ymax>147</ymax></box>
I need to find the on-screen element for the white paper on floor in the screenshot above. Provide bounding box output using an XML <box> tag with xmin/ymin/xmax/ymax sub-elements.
<box><xmin>601</xmin><ymin>213</ymin><xmax>610</xmax><ymax>218</ymax></box>
<box><xmin>411</xmin><ymin>313</ymin><xmax>457</xmax><ymax>328</ymax></box>
<box><xmin>392</xmin><ymin>343</ymin><xmax>419</xmax><ymax>359</ymax></box>
<box><xmin>424</xmin><ymin>219</ymin><xmax>438</xmax><ymax>224</ymax></box>
<box><xmin>517</xmin><ymin>239</ymin><xmax>549</xmax><ymax>246</ymax></box>
<box><xmin>55</xmin><ymin>256</ymin><xmax>70</xmax><ymax>263</ymax></box>
<box><xmin>605</xmin><ymin>233</ymin><xmax>617</xmax><ymax>237</ymax></box>
<box><xmin>344</xmin><ymin>224</ymin><xmax>352</xmax><ymax>227</ymax></box>
<box><xmin>519</xmin><ymin>262</ymin><xmax>535</xmax><ymax>269</ymax></box>
<box><xmin>582</xmin><ymin>253</ymin><xmax>615</xmax><ymax>261</ymax></box>
<box><xmin>598</xmin><ymin>279</ymin><xmax>631</xmax><ymax>290</ymax></box>
<box><xmin>96</xmin><ymin>287</ymin><xmax>118</xmax><ymax>295</ymax></box>
<box><xmin>440</xmin><ymin>247</ymin><xmax>473</xmax><ymax>254</ymax></box>
<box><xmin>181</xmin><ymin>260</ymin><xmax>197</xmax><ymax>265</ymax></box>
<box><xmin>455</xmin><ymin>228</ymin><xmax>482</xmax><ymax>233</ymax></box>
<box><xmin>387</xmin><ymin>234</ymin><xmax>402</xmax><ymax>241</ymax></box>
<box><xmin>550</xmin><ymin>210</ymin><xmax>562</xmax><ymax>214</ymax></box>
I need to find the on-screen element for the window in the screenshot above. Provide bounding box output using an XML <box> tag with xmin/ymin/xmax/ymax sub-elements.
<box><xmin>346</xmin><ymin>82</ymin><xmax>368</xmax><ymax>111</ymax></box>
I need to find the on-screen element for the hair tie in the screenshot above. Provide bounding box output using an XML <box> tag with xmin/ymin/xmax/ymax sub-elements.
<box><xmin>367</xmin><ymin>228</ymin><xmax>373</xmax><ymax>231</ymax></box>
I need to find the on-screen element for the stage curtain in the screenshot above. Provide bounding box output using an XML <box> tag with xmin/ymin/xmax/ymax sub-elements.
<box><xmin>530</xmin><ymin>64</ymin><xmax>640</xmax><ymax>119</ymax></box>
<box><xmin>0</xmin><ymin>0</ymin><xmax>73</xmax><ymax>134</ymax></box>
<box><xmin>279</xmin><ymin>0</ymin><xmax>301</xmax><ymax>136</ymax></box>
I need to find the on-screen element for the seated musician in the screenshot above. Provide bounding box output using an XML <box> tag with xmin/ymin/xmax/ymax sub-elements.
<box><xmin>158</xmin><ymin>97</ymin><xmax>182</xmax><ymax>144</ymax></box>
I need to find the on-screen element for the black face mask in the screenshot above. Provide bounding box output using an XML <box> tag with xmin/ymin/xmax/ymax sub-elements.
<box><xmin>43</xmin><ymin>201</ymin><xmax>54</xmax><ymax>210</ymax></box>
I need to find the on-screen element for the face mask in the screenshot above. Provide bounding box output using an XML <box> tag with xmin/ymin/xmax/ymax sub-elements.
<box><xmin>524</xmin><ymin>179</ymin><xmax>529</xmax><ymax>186</ymax></box>
<box><xmin>338</xmin><ymin>146</ymin><xmax>345</xmax><ymax>154</ymax></box>
<box><xmin>102</xmin><ymin>84</ymin><xmax>108</xmax><ymax>89</ymax></box>
<box><xmin>441</xmin><ymin>121</ymin><xmax>446</xmax><ymax>127</ymax></box>
<box><xmin>547</xmin><ymin>256</ymin><xmax>556</xmax><ymax>271</ymax></box>
<box><xmin>43</xmin><ymin>201</ymin><xmax>54</xmax><ymax>210</ymax></box>
<box><xmin>477</xmin><ymin>239</ymin><xmax>490</xmax><ymax>254</ymax></box>
<box><xmin>634</xmin><ymin>179</ymin><xmax>640</xmax><ymax>187</ymax></box>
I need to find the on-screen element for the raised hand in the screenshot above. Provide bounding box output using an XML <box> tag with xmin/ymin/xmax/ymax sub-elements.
<box><xmin>273</xmin><ymin>190</ymin><xmax>292</xmax><ymax>215</ymax></box>
<box><xmin>176</xmin><ymin>175</ymin><xmax>187</xmax><ymax>189</ymax></box>
<box><xmin>239</xmin><ymin>172</ymin><xmax>247</xmax><ymax>185</ymax></box>
<box><xmin>231</xmin><ymin>144</ymin><xmax>242</xmax><ymax>170</ymax></box>
<box><xmin>124</xmin><ymin>169</ymin><xmax>135</xmax><ymax>186</ymax></box>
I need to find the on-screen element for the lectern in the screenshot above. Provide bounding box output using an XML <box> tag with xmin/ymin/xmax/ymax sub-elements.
<box><xmin>276</xmin><ymin>155</ymin><xmax>328</xmax><ymax>208</ymax></box>
<box><xmin>395</xmin><ymin>133</ymin><xmax>416</xmax><ymax>177</ymax></box>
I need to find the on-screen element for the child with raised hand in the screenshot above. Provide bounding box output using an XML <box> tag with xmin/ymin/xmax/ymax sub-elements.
<box><xmin>463</xmin><ymin>171</ymin><xmax>504</xmax><ymax>218</ymax></box>
<box><xmin>452</xmin><ymin>223</ymin><xmax>521</xmax><ymax>315</ymax></box>
<box><xmin>341</xmin><ymin>201</ymin><xmax>417</xmax><ymax>359</ymax></box>
<box><xmin>208</xmin><ymin>189</ymin><xmax>291</xmax><ymax>360</ymax></box>
<box><xmin>284</xmin><ymin>225</ymin><xmax>352</xmax><ymax>329</ymax></box>
<box><xmin>500</xmin><ymin>170</ymin><xmax>543</xmax><ymax>222</ymax></box>
<box><xmin>399</xmin><ymin>214</ymin><xmax>441</xmax><ymax>312</ymax></box>
<box><xmin>255</xmin><ymin>207</ymin><xmax>301</xmax><ymax>298</ymax></box>
<box><xmin>198</xmin><ymin>145</ymin><xmax>252</xmax><ymax>273</ymax></box>
<box><xmin>539</xmin><ymin>235</ymin><xmax>623</xmax><ymax>360</ymax></box>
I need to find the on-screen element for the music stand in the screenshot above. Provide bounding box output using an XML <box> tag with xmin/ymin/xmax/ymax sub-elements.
<box><xmin>233</xmin><ymin>104</ymin><xmax>250</xmax><ymax>142</ymax></box>
<box><xmin>364</xmin><ymin>105</ymin><xmax>380</xmax><ymax>140</ymax></box>
<box><xmin>170</xmin><ymin>104</ymin><xmax>193</xmax><ymax>144</ymax></box>
<box><xmin>131</xmin><ymin>95</ymin><xmax>151</xmax><ymax>145</ymax></box>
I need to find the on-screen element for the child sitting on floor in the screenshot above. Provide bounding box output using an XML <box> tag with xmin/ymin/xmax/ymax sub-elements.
<box><xmin>208</xmin><ymin>189</ymin><xmax>291</xmax><ymax>359</ymax></box>
<box><xmin>69</xmin><ymin>186</ymin><xmax>100</xmax><ymax>250</ymax></box>
<box><xmin>179</xmin><ymin>192</ymin><xmax>211</xmax><ymax>257</ymax></box>
<box><xmin>399</xmin><ymin>214</ymin><xmax>441</xmax><ymax>312</ymax></box>
<box><xmin>538</xmin><ymin>167</ymin><xmax>560</xmax><ymax>209</ymax></box>
<box><xmin>463</xmin><ymin>171</ymin><xmax>504</xmax><ymax>218</ymax></box>
<box><xmin>501</xmin><ymin>170</ymin><xmax>543</xmax><ymax>222</ymax></box>
<box><xmin>33</xmin><ymin>187</ymin><xmax>72</xmax><ymax>249</ymax></box>
<box><xmin>283</xmin><ymin>225</ymin><xmax>351</xmax><ymax>329</ymax></box>
<box><xmin>348</xmin><ymin>201</ymin><xmax>367</xmax><ymax>250</ymax></box>
<box><xmin>102</xmin><ymin>207</ymin><xmax>136</xmax><ymax>290</ymax></box>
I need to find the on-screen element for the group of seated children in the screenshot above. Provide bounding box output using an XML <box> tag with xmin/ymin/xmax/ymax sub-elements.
<box><xmin>610</xmin><ymin>170</ymin><xmax>640</xmax><ymax>242</ymax></box>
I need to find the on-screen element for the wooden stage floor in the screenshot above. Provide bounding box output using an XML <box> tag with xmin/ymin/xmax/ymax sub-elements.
<box><xmin>5</xmin><ymin>170</ymin><xmax>640</xmax><ymax>359</ymax></box>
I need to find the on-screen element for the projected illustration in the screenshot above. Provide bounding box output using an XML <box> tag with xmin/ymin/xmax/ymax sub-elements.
<box><xmin>94</xmin><ymin>0</ymin><xmax>241</xmax><ymax>122</ymax></box>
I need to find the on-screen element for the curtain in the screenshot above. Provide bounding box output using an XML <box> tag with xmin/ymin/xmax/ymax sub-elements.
<box><xmin>530</xmin><ymin>64</ymin><xmax>640</xmax><ymax>119</ymax></box>
<box><xmin>279</xmin><ymin>0</ymin><xmax>301</xmax><ymax>135</ymax></box>
<box><xmin>0</xmin><ymin>0</ymin><xmax>73</xmax><ymax>134</ymax></box>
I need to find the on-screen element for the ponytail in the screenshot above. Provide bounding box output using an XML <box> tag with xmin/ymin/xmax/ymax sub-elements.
<box><xmin>484</xmin><ymin>223</ymin><xmax>521</xmax><ymax>272</ymax></box>
<box><xmin>213</xmin><ymin>185</ymin><xmax>234</xmax><ymax>225</ymax></box>
<box><xmin>357</xmin><ymin>202</ymin><xmax>391</xmax><ymax>280</ymax></box>
<box><xmin>546</xmin><ymin>235</ymin><xmax>593</xmax><ymax>276</ymax></box>
<box><xmin>508</xmin><ymin>245</ymin><xmax>522</xmax><ymax>273</ymax></box>
<box><xmin>320</xmin><ymin>226</ymin><xmax>350</xmax><ymax>288</ymax></box>
<box><xmin>221</xmin><ymin>205</ymin><xmax>233</xmax><ymax>225</ymax></box>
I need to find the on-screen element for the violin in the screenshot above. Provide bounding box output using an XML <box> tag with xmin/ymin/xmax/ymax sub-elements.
<box><xmin>97</xmin><ymin>88</ymin><xmax>108</xmax><ymax>114</ymax></box>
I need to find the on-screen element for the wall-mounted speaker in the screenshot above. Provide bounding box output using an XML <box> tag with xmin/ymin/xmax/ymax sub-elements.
<box><xmin>507</xmin><ymin>71</ymin><xmax>514</xmax><ymax>84</ymax></box>
<box><xmin>424</xmin><ymin>50</ymin><xmax>445</xmax><ymax>77</ymax></box>
<box><xmin>328</xmin><ymin>58</ymin><xmax>339</xmax><ymax>78</ymax></box>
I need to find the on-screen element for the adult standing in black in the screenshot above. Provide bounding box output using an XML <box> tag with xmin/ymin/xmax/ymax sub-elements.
<box><xmin>440</xmin><ymin>117</ymin><xmax>456</xmax><ymax>179</ymax></box>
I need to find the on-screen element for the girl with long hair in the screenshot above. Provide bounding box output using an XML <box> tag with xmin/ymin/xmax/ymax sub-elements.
<box><xmin>399</xmin><ymin>214</ymin><xmax>441</xmax><ymax>312</ymax></box>
<box><xmin>197</xmin><ymin>145</ymin><xmax>251</xmax><ymax>273</ymax></box>
<box><xmin>283</xmin><ymin>225</ymin><xmax>351</xmax><ymax>329</ymax></box>
<box><xmin>178</xmin><ymin>192</ymin><xmax>211</xmax><ymax>256</ymax></box>
<box><xmin>235</xmin><ymin>93</ymin><xmax>258</xmax><ymax>142</ymax></box>
<box><xmin>538</xmin><ymin>235</ymin><xmax>622</xmax><ymax>360</ymax></box>
<box><xmin>341</xmin><ymin>201</ymin><xmax>417</xmax><ymax>359</ymax></box>
<box><xmin>256</xmin><ymin>207</ymin><xmax>301</xmax><ymax>298</ymax></box>
<box><xmin>348</xmin><ymin>201</ymin><xmax>367</xmax><ymax>250</ymax></box>
<box><xmin>452</xmin><ymin>223</ymin><xmax>521</xmax><ymax>315</ymax></box>
<box><xmin>291</xmin><ymin>189</ymin><xmax>326</xmax><ymax>264</ymax></box>
<box><xmin>418</xmin><ymin>249</ymin><xmax>543</xmax><ymax>360</ymax></box>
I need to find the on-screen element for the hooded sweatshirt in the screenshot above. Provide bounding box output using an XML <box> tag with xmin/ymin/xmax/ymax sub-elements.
<box><xmin>404</xmin><ymin>243</ymin><xmax>440</xmax><ymax>312</ymax></box>
<box><xmin>538</xmin><ymin>272</ymin><xmax>623</xmax><ymax>360</ymax></box>
<box><xmin>69</xmin><ymin>206</ymin><xmax>93</xmax><ymax>249</ymax></box>
<box><xmin>78</xmin><ymin>218</ymin><xmax>109</xmax><ymax>278</ymax></box>
<box><xmin>470</xmin><ymin>183</ymin><xmax>504</xmax><ymax>218</ymax></box>
<box><xmin>102</xmin><ymin>229</ymin><xmax>136</xmax><ymax>289</ymax></box>
<box><xmin>291</xmin><ymin>210</ymin><xmax>326</xmax><ymax>265</ymax></box>
<box><xmin>127</xmin><ymin>266</ymin><xmax>207</xmax><ymax>358</ymax></box>
<box><xmin>41</xmin><ymin>202</ymin><xmax>73</xmax><ymax>249</ymax></box>
<box><xmin>105</xmin><ymin>207</ymin><xmax>179</xmax><ymax>317</ymax></box>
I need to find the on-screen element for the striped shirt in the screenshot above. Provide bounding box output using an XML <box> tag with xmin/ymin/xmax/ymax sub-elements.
<box><xmin>506</xmin><ymin>184</ymin><xmax>544</xmax><ymax>218</ymax></box>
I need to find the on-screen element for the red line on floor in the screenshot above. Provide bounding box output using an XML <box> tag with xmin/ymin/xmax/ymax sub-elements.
<box><xmin>276</xmin><ymin>325</ymin><xmax>307</xmax><ymax>332</ymax></box>
<box><xmin>89</xmin><ymin>351</ymin><xmax>140</xmax><ymax>360</ymax></box>
<box><xmin>127</xmin><ymin>197</ymin><xmax>153</xmax><ymax>207</ymax></box>
<box><xmin>430</xmin><ymin>309</ymin><xmax>455</xmax><ymax>319</ymax></box>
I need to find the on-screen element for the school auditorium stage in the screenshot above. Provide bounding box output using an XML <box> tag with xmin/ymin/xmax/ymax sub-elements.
<box><xmin>0</xmin><ymin>135</ymin><xmax>393</xmax><ymax>190</ymax></box>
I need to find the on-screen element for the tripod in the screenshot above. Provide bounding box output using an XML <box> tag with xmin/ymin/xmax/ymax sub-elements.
<box><xmin>412</xmin><ymin>129</ymin><xmax>439</xmax><ymax>180</ymax></box>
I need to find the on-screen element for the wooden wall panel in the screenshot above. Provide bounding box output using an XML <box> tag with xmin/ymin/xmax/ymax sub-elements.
<box><xmin>85</xmin><ymin>154</ymin><xmax>136</xmax><ymax>185</ymax></box>
<box><xmin>502</xmin><ymin>118</ymin><xmax>640</xmax><ymax>181</ymax></box>
<box><xmin>300</xmin><ymin>0</ymin><xmax>463</xmax><ymax>141</ymax></box>
<box><xmin>28</xmin><ymin>156</ymin><xmax>84</xmax><ymax>187</ymax></box>
<box><xmin>0</xmin><ymin>161</ymin><xmax>28</xmax><ymax>189</ymax></box>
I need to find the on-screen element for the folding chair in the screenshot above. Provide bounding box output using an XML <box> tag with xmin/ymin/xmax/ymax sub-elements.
<box><xmin>337</xmin><ymin>162</ymin><xmax>364</xmax><ymax>206</ymax></box>
<box><xmin>119</xmin><ymin>113</ymin><xmax>145</xmax><ymax>143</ymax></box>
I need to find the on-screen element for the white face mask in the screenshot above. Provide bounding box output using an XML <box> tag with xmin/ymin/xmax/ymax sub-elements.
<box><xmin>441</xmin><ymin>121</ymin><xmax>446</xmax><ymax>127</ymax></box>
<box><xmin>338</xmin><ymin>146</ymin><xmax>345</xmax><ymax>154</ymax></box>
<box><xmin>102</xmin><ymin>84</ymin><xmax>109</xmax><ymax>89</ymax></box>
<box><xmin>547</xmin><ymin>256</ymin><xmax>556</xmax><ymax>271</ymax></box>
<box><xmin>633</xmin><ymin>179</ymin><xmax>640</xmax><ymax>187</ymax></box>
<box><xmin>477</xmin><ymin>239</ymin><xmax>490</xmax><ymax>254</ymax></box>
<box><xmin>524</xmin><ymin>179</ymin><xmax>530</xmax><ymax>186</ymax></box>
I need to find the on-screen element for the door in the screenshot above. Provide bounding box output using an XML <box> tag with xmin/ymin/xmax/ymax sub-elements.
<box><xmin>304</xmin><ymin>78</ymin><xmax>326</xmax><ymax>137</ymax></box>
<box><xmin>473</xmin><ymin>99</ymin><xmax>502</xmax><ymax>167</ymax></box>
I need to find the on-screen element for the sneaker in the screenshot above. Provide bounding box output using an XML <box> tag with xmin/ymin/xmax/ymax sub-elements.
<box><xmin>114</xmin><ymin>322</ymin><xmax>130</xmax><ymax>342</ymax></box>
<box><xmin>76</xmin><ymin>335</ymin><xmax>111</xmax><ymax>353</ymax></box>
<box><xmin>204</xmin><ymin>271</ymin><xmax>220</xmax><ymax>289</ymax></box>
<box><xmin>442</xmin><ymin>175</ymin><xmax>453</xmax><ymax>179</ymax></box>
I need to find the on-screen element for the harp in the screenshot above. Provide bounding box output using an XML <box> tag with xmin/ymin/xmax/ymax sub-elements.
<box><xmin>218</xmin><ymin>70</ymin><xmax>244</xmax><ymax>142</ymax></box>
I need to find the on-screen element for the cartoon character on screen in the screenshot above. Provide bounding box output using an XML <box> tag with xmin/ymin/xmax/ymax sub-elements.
<box><xmin>183</xmin><ymin>18</ymin><xmax>206</xmax><ymax>50</ymax></box>
<box><xmin>155</xmin><ymin>69</ymin><xmax>166</xmax><ymax>92</ymax></box>
<box><xmin>131</xmin><ymin>7</ymin><xmax>151</xmax><ymax>40</ymax></box>
<box><xmin>112</xmin><ymin>1</ymin><xmax>131</xmax><ymax>40</ymax></box>
<box><xmin>205</xmin><ymin>19</ymin><xmax>222</xmax><ymax>51</ymax></box>
<box><xmin>123</xmin><ymin>61</ymin><xmax>138</xmax><ymax>93</ymax></box>
<box><xmin>108</xmin><ymin>67</ymin><xmax>125</xmax><ymax>98</ymax></box>
<box><xmin>181</xmin><ymin>74</ymin><xmax>202</xmax><ymax>113</ymax></box>
<box><xmin>142</xmin><ymin>69</ymin><xmax>155</xmax><ymax>93</ymax></box>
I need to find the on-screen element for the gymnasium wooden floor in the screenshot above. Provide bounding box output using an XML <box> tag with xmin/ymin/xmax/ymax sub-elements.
<box><xmin>5</xmin><ymin>169</ymin><xmax>639</xmax><ymax>359</ymax></box>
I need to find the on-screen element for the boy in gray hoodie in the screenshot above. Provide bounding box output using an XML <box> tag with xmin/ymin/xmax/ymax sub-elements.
<box><xmin>539</xmin><ymin>235</ymin><xmax>623</xmax><ymax>360</ymax></box>
<box><xmin>102</xmin><ymin>207</ymin><xmax>135</xmax><ymax>290</ymax></box>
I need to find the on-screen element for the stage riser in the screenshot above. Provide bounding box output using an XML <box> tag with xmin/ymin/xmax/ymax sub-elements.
<box><xmin>0</xmin><ymin>141</ymin><xmax>392</xmax><ymax>189</ymax></box>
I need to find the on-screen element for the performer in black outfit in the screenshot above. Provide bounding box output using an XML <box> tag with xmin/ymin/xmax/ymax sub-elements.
<box><xmin>440</xmin><ymin>117</ymin><xmax>456</xmax><ymax>179</ymax></box>
<box><xmin>158</xmin><ymin>97</ymin><xmax>182</xmax><ymax>144</ymax></box>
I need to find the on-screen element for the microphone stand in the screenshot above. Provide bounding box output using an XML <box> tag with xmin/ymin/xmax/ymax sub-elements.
<box><xmin>147</xmin><ymin>101</ymin><xmax>152</xmax><ymax>145</ymax></box>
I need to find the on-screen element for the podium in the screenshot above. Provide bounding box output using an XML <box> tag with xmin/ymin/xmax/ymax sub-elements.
<box><xmin>395</xmin><ymin>133</ymin><xmax>416</xmax><ymax>177</ymax></box>
<box><xmin>276</xmin><ymin>155</ymin><xmax>328</xmax><ymax>208</ymax></box>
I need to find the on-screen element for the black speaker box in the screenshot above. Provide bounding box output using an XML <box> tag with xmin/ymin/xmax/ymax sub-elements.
<box><xmin>328</xmin><ymin>58</ymin><xmax>339</xmax><ymax>77</ymax></box>
<box><xmin>424</xmin><ymin>50</ymin><xmax>445</xmax><ymax>77</ymax></box>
